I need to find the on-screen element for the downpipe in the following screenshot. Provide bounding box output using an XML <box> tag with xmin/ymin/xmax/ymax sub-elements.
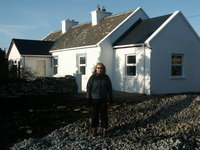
<box><xmin>143</xmin><ymin>44</ymin><xmax>146</xmax><ymax>94</ymax></box>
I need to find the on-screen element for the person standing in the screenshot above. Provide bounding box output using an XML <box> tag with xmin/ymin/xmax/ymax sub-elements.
<box><xmin>86</xmin><ymin>63</ymin><xmax>113</xmax><ymax>137</ymax></box>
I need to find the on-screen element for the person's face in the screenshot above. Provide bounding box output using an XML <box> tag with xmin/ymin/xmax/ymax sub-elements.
<box><xmin>96</xmin><ymin>65</ymin><xmax>103</xmax><ymax>74</ymax></box>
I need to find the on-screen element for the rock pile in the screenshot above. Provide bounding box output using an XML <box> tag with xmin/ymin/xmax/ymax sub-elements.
<box><xmin>0</xmin><ymin>76</ymin><xmax>77</xmax><ymax>98</ymax></box>
<box><xmin>10</xmin><ymin>94</ymin><xmax>200</xmax><ymax>150</ymax></box>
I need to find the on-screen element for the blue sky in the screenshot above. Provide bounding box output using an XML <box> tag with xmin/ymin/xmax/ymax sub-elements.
<box><xmin>0</xmin><ymin>0</ymin><xmax>200</xmax><ymax>50</ymax></box>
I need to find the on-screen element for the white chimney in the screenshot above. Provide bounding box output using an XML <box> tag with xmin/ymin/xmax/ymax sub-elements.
<box><xmin>61</xmin><ymin>19</ymin><xmax>79</xmax><ymax>34</ymax></box>
<box><xmin>90</xmin><ymin>6</ymin><xmax>112</xmax><ymax>26</ymax></box>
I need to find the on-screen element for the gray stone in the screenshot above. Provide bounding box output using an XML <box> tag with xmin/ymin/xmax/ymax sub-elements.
<box><xmin>10</xmin><ymin>93</ymin><xmax>200</xmax><ymax>150</ymax></box>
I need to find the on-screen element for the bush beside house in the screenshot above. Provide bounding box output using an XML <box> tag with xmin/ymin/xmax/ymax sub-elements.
<box><xmin>0</xmin><ymin>48</ymin><xmax>8</xmax><ymax>83</ymax></box>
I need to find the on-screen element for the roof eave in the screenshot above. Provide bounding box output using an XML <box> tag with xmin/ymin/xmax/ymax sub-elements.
<box><xmin>50</xmin><ymin>44</ymin><xmax>98</xmax><ymax>53</ymax></box>
<box><xmin>113</xmin><ymin>43</ymin><xmax>145</xmax><ymax>49</ymax></box>
<box><xmin>21</xmin><ymin>54</ymin><xmax>52</xmax><ymax>57</ymax></box>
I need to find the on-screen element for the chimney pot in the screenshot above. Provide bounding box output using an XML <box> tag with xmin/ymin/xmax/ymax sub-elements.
<box><xmin>102</xmin><ymin>6</ymin><xmax>106</xmax><ymax>11</ymax></box>
<box><xmin>96</xmin><ymin>5</ymin><xmax>101</xmax><ymax>11</ymax></box>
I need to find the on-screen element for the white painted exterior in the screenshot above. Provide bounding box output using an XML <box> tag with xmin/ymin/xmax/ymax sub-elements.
<box><xmin>8</xmin><ymin>44</ymin><xmax>21</xmax><ymax>63</ymax></box>
<box><xmin>113</xmin><ymin>45</ymin><xmax>151</xmax><ymax>94</ymax></box>
<box><xmin>51</xmin><ymin>7</ymin><xmax>149</xmax><ymax>92</ymax></box>
<box><xmin>146</xmin><ymin>11</ymin><xmax>200</xmax><ymax>94</ymax></box>
<box><xmin>52</xmin><ymin>45</ymin><xmax>100</xmax><ymax>91</ymax></box>
<box><xmin>8</xmin><ymin>43</ymin><xmax>52</xmax><ymax>77</ymax></box>
<box><xmin>98</xmin><ymin>7</ymin><xmax>149</xmax><ymax>79</ymax></box>
<box><xmin>113</xmin><ymin>11</ymin><xmax>200</xmax><ymax>94</ymax></box>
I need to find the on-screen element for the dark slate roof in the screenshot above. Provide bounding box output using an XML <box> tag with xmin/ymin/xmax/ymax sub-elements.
<box><xmin>113</xmin><ymin>14</ymin><xmax>172</xmax><ymax>46</ymax></box>
<box><xmin>12</xmin><ymin>39</ymin><xmax>55</xmax><ymax>55</ymax></box>
<box><xmin>49</xmin><ymin>10</ymin><xmax>135</xmax><ymax>50</ymax></box>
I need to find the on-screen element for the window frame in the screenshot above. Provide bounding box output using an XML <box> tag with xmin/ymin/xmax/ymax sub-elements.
<box><xmin>171</xmin><ymin>53</ymin><xmax>184</xmax><ymax>79</ymax></box>
<box><xmin>77</xmin><ymin>54</ymin><xmax>86</xmax><ymax>75</ymax></box>
<box><xmin>53</xmin><ymin>56</ymin><xmax>58</xmax><ymax>75</ymax></box>
<box><xmin>126</xmin><ymin>54</ymin><xmax>136</xmax><ymax>77</ymax></box>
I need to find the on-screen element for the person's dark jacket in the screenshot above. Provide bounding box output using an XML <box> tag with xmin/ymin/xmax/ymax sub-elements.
<box><xmin>86</xmin><ymin>74</ymin><xmax>113</xmax><ymax>106</ymax></box>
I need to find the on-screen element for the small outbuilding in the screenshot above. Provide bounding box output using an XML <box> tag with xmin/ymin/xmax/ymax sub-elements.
<box><xmin>7</xmin><ymin>39</ymin><xmax>54</xmax><ymax>77</ymax></box>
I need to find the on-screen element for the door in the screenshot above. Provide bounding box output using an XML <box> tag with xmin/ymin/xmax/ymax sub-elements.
<box><xmin>36</xmin><ymin>60</ymin><xmax>46</xmax><ymax>77</ymax></box>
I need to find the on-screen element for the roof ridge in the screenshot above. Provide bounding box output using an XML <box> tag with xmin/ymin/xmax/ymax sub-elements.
<box><xmin>107</xmin><ymin>9</ymin><xmax>136</xmax><ymax>18</ymax></box>
<box><xmin>114</xmin><ymin>13</ymin><xmax>172</xmax><ymax>46</ymax></box>
<box><xmin>49</xmin><ymin>9</ymin><xmax>137</xmax><ymax>50</ymax></box>
<box><xmin>71</xmin><ymin>9</ymin><xmax>136</xmax><ymax>29</ymax></box>
<box><xmin>71</xmin><ymin>21</ymin><xmax>91</xmax><ymax>29</ymax></box>
<box><xmin>13</xmin><ymin>38</ymin><xmax>55</xmax><ymax>43</ymax></box>
<box><xmin>51</xmin><ymin>30</ymin><xmax>61</xmax><ymax>33</ymax></box>
<box><xmin>44</xmin><ymin>29</ymin><xmax>61</xmax><ymax>35</ymax></box>
<box><xmin>143</xmin><ymin>14</ymin><xmax>172</xmax><ymax>21</ymax></box>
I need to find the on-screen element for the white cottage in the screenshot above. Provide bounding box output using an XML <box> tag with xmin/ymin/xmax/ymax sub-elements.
<box><xmin>113</xmin><ymin>11</ymin><xmax>200</xmax><ymax>94</ymax></box>
<box><xmin>8</xmin><ymin>7</ymin><xmax>200</xmax><ymax>94</ymax></box>
<box><xmin>47</xmin><ymin>7</ymin><xmax>149</xmax><ymax>92</ymax></box>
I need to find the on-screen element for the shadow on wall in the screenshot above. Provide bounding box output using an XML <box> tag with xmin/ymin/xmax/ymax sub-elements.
<box><xmin>74</xmin><ymin>72</ymin><xmax>82</xmax><ymax>93</ymax></box>
<box><xmin>97</xmin><ymin>42</ymin><xmax>113</xmax><ymax>77</ymax></box>
<box><xmin>113</xmin><ymin>55</ymin><xmax>124</xmax><ymax>91</ymax></box>
<box><xmin>113</xmin><ymin>46</ymin><xmax>151</xmax><ymax>94</ymax></box>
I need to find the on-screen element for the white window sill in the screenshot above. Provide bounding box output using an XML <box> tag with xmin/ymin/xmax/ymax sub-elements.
<box><xmin>170</xmin><ymin>76</ymin><xmax>186</xmax><ymax>80</ymax></box>
<box><xmin>126</xmin><ymin>75</ymin><xmax>136</xmax><ymax>79</ymax></box>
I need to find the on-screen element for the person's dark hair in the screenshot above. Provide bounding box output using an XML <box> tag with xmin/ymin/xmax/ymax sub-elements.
<box><xmin>92</xmin><ymin>63</ymin><xmax>106</xmax><ymax>75</ymax></box>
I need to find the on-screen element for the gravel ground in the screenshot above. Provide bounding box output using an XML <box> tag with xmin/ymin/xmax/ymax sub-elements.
<box><xmin>10</xmin><ymin>94</ymin><xmax>200</xmax><ymax>150</ymax></box>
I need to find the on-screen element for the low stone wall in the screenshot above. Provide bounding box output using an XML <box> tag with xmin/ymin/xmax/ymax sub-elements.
<box><xmin>0</xmin><ymin>76</ymin><xmax>78</xmax><ymax>98</ymax></box>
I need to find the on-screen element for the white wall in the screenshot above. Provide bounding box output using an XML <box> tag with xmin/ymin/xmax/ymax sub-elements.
<box><xmin>52</xmin><ymin>46</ymin><xmax>101</xmax><ymax>91</ymax></box>
<box><xmin>8</xmin><ymin>44</ymin><xmax>21</xmax><ymax>62</ymax></box>
<box><xmin>113</xmin><ymin>46</ymin><xmax>151</xmax><ymax>94</ymax></box>
<box><xmin>149</xmin><ymin>13</ymin><xmax>200</xmax><ymax>94</ymax></box>
<box><xmin>98</xmin><ymin>7</ymin><xmax>149</xmax><ymax>88</ymax></box>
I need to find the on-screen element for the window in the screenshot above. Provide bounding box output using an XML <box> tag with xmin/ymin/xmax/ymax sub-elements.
<box><xmin>126</xmin><ymin>55</ymin><xmax>136</xmax><ymax>76</ymax></box>
<box><xmin>53</xmin><ymin>56</ymin><xmax>58</xmax><ymax>75</ymax></box>
<box><xmin>78</xmin><ymin>56</ymin><xmax>86</xmax><ymax>75</ymax></box>
<box><xmin>171</xmin><ymin>54</ymin><xmax>183</xmax><ymax>76</ymax></box>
